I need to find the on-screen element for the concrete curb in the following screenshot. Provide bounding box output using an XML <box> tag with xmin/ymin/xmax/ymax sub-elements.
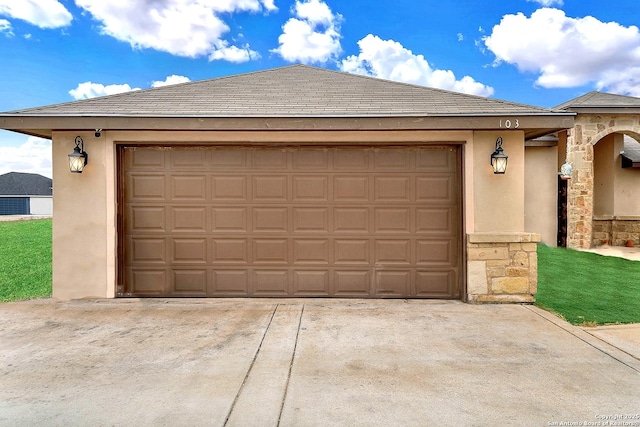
<box><xmin>523</xmin><ymin>305</ymin><xmax>640</xmax><ymax>373</ymax></box>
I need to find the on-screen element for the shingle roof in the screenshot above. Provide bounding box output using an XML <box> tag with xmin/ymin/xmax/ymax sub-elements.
<box><xmin>554</xmin><ymin>91</ymin><xmax>640</xmax><ymax>110</ymax></box>
<box><xmin>7</xmin><ymin>65</ymin><xmax>554</xmax><ymax>117</ymax></box>
<box><xmin>623</xmin><ymin>135</ymin><xmax>640</xmax><ymax>163</ymax></box>
<box><xmin>0</xmin><ymin>172</ymin><xmax>52</xmax><ymax>196</ymax></box>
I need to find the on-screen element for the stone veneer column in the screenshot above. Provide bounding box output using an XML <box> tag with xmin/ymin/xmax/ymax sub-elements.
<box><xmin>467</xmin><ymin>232</ymin><xmax>541</xmax><ymax>303</ymax></box>
<box><xmin>566</xmin><ymin>115</ymin><xmax>640</xmax><ymax>249</ymax></box>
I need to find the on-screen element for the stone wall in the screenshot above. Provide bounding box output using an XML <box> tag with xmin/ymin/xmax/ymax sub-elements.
<box><xmin>566</xmin><ymin>114</ymin><xmax>640</xmax><ymax>249</ymax></box>
<box><xmin>467</xmin><ymin>232</ymin><xmax>540</xmax><ymax>303</ymax></box>
<box><xmin>592</xmin><ymin>218</ymin><xmax>640</xmax><ymax>247</ymax></box>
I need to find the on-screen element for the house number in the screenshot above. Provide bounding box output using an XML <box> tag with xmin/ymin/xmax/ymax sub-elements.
<box><xmin>499</xmin><ymin>118</ymin><xmax>520</xmax><ymax>129</ymax></box>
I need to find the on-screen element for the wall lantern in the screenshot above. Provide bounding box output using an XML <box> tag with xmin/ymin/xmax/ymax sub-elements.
<box><xmin>490</xmin><ymin>136</ymin><xmax>508</xmax><ymax>174</ymax></box>
<box><xmin>68</xmin><ymin>136</ymin><xmax>88</xmax><ymax>173</ymax></box>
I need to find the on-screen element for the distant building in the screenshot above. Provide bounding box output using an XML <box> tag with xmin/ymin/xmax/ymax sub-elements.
<box><xmin>0</xmin><ymin>172</ymin><xmax>52</xmax><ymax>215</ymax></box>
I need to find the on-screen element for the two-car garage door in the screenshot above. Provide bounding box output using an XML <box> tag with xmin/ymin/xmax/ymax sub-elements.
<box><xmin>120</xmin><ymin>145</ymin><xmax>462</xmax><ymax>298</ymax></box>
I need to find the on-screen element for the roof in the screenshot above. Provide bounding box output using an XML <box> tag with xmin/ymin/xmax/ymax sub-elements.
<box><xmin>0</xmin><ymin>172</ymin><xmax>52</xmax><ymax>196</ymax></box>
<box><xmin>8</xmin><ymin>65</ymin><xmax>554</xmax><ymax>117</ymax></box>
<box><xmin>554</xmin><ymin>91</ymin><xmax>640</xmax><ymax>111</ymax></box>
<box><xmin>622</xmin><ymin>135</ymin><xmax>640</xmax><ymax>167</ymax></box>
<box><xmin>0</xmin><ymin>65</ymin><xmax>573</xmax><ymax>139</ymax></box>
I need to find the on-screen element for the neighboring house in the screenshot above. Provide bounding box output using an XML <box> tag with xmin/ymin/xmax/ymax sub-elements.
<box><xmin>0</xmin><ymin>172</ymin><xmax>52</xmax><ymax>215</ymax></box>
<box><xmin>552</xmin><ymin>92</ymin><xmax>640</xmax><ymax>249</ymax></box>
<box><xmin>0</xmin><ymin>65</ymin><xmax>574</xmax><ymax>302</ymax></box>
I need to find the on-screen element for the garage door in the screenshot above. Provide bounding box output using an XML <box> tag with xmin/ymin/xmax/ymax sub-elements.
<box><xmin>120</xmin><ymin>145</ymin><xmax>462</xmax><ymax>298</ymax></box>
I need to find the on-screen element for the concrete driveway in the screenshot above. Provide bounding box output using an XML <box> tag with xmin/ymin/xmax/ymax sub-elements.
<box><xmin>1</xmin><ymin>299</ymin><xmax>638</xmax><ymax>427</ymax></box>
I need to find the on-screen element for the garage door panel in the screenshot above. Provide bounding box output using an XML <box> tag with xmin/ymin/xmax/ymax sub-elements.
<box><xmin>375</xmin><ymin>240</ymin><xmax>412</xmax><ymax>265</ymax></box>
<box><xmin>416</xmin><ymin>239</ymin><xmax>457</xmax><ymax>266</ymax></box>
<box><xmin>171</xmin><ymin>238</ymin><xmax>207</xmax><ymax>264</ymax></box>
<box><xmin>253</xmin><ymin>239</ymin><xmax>289</xmax><ymax>264</ymax></box>
<box><xmin>127</xmin><ymin>206</ymin><xmax>166</xmax><ymax>233</ymax></box>
<box><xmin>292</xmin><ymin>176</ymin><xmax>329</xmax><ymax>201</ymax></box>
<box><xmin>211</xmin><ymin>149</ymin><xmax>247</xmax><ymax>168</ymax></box>
<box><xmin>334</xmin><ymin>150</ymin><xmax>370</xmax><ymax>170</ymax></box>
<box><xmin>121</xmin><ymin>145</ymin><xmax>461</xmax><ymax>298</ymax></box>
<box><xmin>127</xmin><ymin>175</ymin><xmax>166</xmax><ymax>201</ymax></box>
<box><xmin>170</xmin><ymin>175</ymin><xmax>207</xmax><ymax>201</ymax></box>
<box><xmin>334</xmin><ymin>208</ymin><xmax>370</xmax><ymax>233</ymax></box>
<box><xmin>172</xmin><ymin>270</ymin><xmax>208</xmax><ymax>294</ymax></box>
<box><xmin>374</xmin><ymin>208</ymin><xmax>411</xmax><ymax>234</ymax></box>
<box><xmin>416</xmin><ymin>176</ymin><xmax>456</xmax><ymax>204</ymax></box>
<box><xmin>128</xmin><ymin>268</ymin><xmax>167</xmax><ymax>295</ymax></box>
<box><xmin>334</xmin><ymin>176</ymin><xmax>369</xmax><ymax>201</ymax></box>
<box><xmin>212</xmin><ymin>176</ymin><xmax>247</xmax><ymax>200</ymax></box>
<box><xmin>252</xmin><ymin>150</ymin><xmax>287</xmax><ymax>168</ymax></box>
<box><xmin>128</xmin><ymin>237</ymin><xmax>167</xmax><ymax>264</ymax></box>
<box><xmin>252</xmin><ymin>270</ymin><xmax>289</xmax><ymax>295</ymax></box>
<box><xmin>170</xmin><ymin>149</ymin><xmax>208</xmax><ymax>168</ymax></box>
<box><xmin>334</xmin><ymin>270</ymin><xmax>371</xmax><ymax>296</ymax></box>
<box><xmin>415</xmin><ymin>270</ymin><xmax>456</xmax><ymax>297</ymax></box>
<box><xmin>293</xmin><ymin>239</ymin><xmax>330</xmax><ymax>265</ymax></box>
<box><xmin>334</xmin><ymin>239</ymin><xmax>370</xmax><ymax>265</ymax></box>
<box><xmin>292</xmin><ymin>149</ymin><xmax>329</xmax><ymax>169</ymax></box>
<box><xmin>253</xmin><ymin>176</ymin><xmax>288</xmax><ymax>201</ymax></box>
<box><xmin>293</xmin><ymin>270</ymin><xmax>330</xmax><ymax>295</ymax></box>
<box><xmin>126</xmin><ymin>148</ymin><xmax>165</xmax><ymax>169</ymax></box>
<box><xmin>293</xmin><ymin>208</ymin><xmax>329</xmax><ymax>233</ymax></box>
<box><xmin>416</xmin><ymin>207</ymin><xmax>456</xmax><ymax>235</ymax></box>
<box><xmin>416</xmin><ymin>148</ymin><xmax>456</xmax><ymax>171</ymax></box>
<box><xmin>375</xmin><ymin>270</ymin><xmax>411</xmax><ymax>296</ymax></box>
<box><xmin>171</xmin><ymin>207</ymin><xmax>207</xmax><ymax>232</ymax></box>
<box><xmin>213</xmin><ymin>239</ymin><xmax>248</xmax><ymax>264</ymax></box>
<box><xmin>375</xmin><ymin>149</ymin><xmax>411</xmax><ymax>169</ymax></box>
<box><xmin>212</xmin><ymin>207</ymin><xmax>248</xmax><ymax>232</ymax></box>
<box><xmin>253</xmin><ymin>207</ymin><xmax>288</xmax><ymax>232</ymax></box>
<box><xmin>374</xmin><ymin>176</ymin><xmax>411</xmax><ymax>201</ymax></box>
<box><xmin>211</xmin><ymin>270</ymin><xmax>249</xmax><ymax>295</ymax></box>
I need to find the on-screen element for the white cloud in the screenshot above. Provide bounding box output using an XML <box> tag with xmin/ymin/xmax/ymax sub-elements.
<box><xmin>69</xmin><ymin>82</ymin><xmax>141</xmax><ymax>100</ymax></box>
<box><xmin>0</xmin><ymin>0</ymin><xmax>72</xmax><ymax>29</ymax></box>
<box><xmin>527</xmin><ymin>0</ymin><xmax>563</xmax><ymax>6</ymax></box>
<box><xmin>74</xmin><ymin>0</ymin><xmax>268</xmax><ymax>62</ymax></box>
<box><xmin>151</xmin><ymin>75</ymin><xmax>191</xmax><ymax>88</ymax></box>
<box><xmin>0</xmin><ymin>18</ymin><xmax>11</xmax><ymax>35</ymax></box>
<box><xmin>271</xmin><ymin>0</ymin><xmax>342</xmax><ymax>64</ymax></box>
<box><xmin>484</xmin><ymin>8</ymin><xmax>640</xmax><ymax>96</ymax></box>
<box><xmin>0</xmin><ymin>136</ymin><xmax>52</xmax><ymax>178</ymax></box>
<box><xmin>340</xmin><ymin>34</ymin><xmax>494</xmax><ymax>97</ymax></box>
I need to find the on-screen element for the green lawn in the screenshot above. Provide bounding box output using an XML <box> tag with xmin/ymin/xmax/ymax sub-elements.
<box><xmin>536</xmin><ymin>244</ymin><xmax>640</xmax><ymax>325</ymax></box>
<box><xmin>0</xmin><ymin>219</ymin><xmax>52</xmax><ymax>302</ymax></box>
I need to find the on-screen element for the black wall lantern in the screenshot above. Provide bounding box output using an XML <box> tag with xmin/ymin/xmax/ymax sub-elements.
<box><xmin>490</xmin><ymin>136</ymin><xmax>508</xmax><ymax>174</ymax></box>
<box><xmin>68</xmin><ymin>136</ymin><xmax>88</xmax><ymax>173</ymax></box>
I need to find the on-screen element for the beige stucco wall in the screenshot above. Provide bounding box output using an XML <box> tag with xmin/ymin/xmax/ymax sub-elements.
<box><xmin>525</xmin><ymin>145</ymin><xmax>558</xmax><ymax>246</ymax></box>
<box><xmin>50</xmin><ymin>128</ymin><xmax>535</xmax><ymax>301</ymax></box>
<box><xmin>51</xmin><ymin>131</ymin><xmax>115</xmax><ymax>299</ymax></box>
<box><xmin>613</xmin><ymin>134</ymin><xmax>640</xmax><ymax>216</ymax></box>
<box><xmin>472</xmin><ymin>131</ymin><xmax>525</xmax><ymax>233</ymax></box>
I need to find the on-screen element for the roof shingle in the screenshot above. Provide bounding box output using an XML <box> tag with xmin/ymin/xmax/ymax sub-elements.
<box><xmin>7</xmin><ymin>65</ymin><xmax>555</xmax><ymax>117</ymax></box>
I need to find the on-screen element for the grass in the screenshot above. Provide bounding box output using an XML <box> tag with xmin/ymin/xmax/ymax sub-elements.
<box><xmin>0</xmin><ymin>219</ymin><xmax>52</xmax><ymax>302</ymax></box>
<box><xmin>536</xmin><ymin>244</ymin><xmax>640</xmax><ymax>326</ymax></box>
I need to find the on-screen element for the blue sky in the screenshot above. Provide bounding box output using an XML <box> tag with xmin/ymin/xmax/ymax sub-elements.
<box><xmin>1</xmin><ymin>0</ymin><xmax>639</xmax><ymax>177</ymax></box>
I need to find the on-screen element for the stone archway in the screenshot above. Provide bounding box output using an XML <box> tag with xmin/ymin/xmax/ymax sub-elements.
<box><xmin>565</xmin><ymin>113</ymin><xmax>640</xmax><ymax>248</ymax></box>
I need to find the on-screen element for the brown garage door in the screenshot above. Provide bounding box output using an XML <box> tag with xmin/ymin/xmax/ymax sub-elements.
<box><xmin>119</xmin><ymin>145</ymin><xmax>462</xmax><ymax>298</ymax></box>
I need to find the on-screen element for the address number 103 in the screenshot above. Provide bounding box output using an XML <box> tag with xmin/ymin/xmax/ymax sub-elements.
<box><xmin>499</xmin><ymin>118</ymin><xmax>520</xmax><ymax>129</ymax></box>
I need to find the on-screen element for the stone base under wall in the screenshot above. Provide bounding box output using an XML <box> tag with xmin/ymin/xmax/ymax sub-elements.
<box><xmin>467</xmin><ymin>232</ymin><xmax>541</xmax><ymax>303</ymax></box>
<box><xmin>592</xmin><ymin>217</ymin><xmax>640</xmax><ymax>247</ymax></box>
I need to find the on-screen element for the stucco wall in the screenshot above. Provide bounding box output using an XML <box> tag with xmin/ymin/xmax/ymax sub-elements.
<box><xmin>593</xmin><ymin>134</ymin><xmax>615</xmax><ymax>217</ymax></box>
<box><xmin>51</xmin><ymin>131</ymin><xmax>114</xmax><ymax>299</ymax></box>
<box><xmin>472</xmin><ymin>131</ymin><xmax>525</xmax><ymax>233</ymax></box>
<box><xmin>525</xmin><ymin>145</ymin><xmax>558</xmax><ymax>246</ymax></box>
